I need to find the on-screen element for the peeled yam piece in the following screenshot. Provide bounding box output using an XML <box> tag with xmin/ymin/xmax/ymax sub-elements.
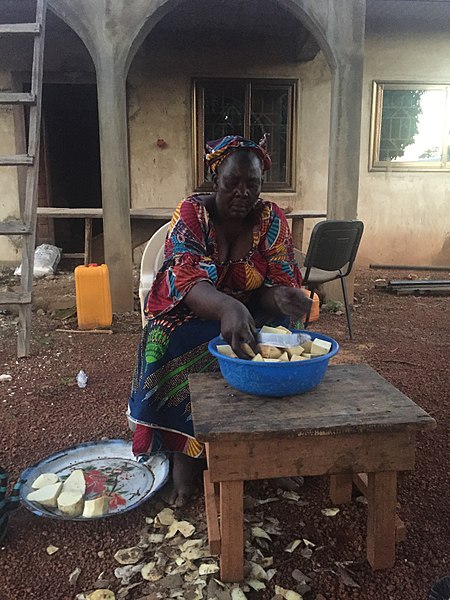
<box><xmin>32</xmin><ymin>472</ymin><xmax>60</xmax><ymax>489</ymax></box>
<box><xmin>260</xmin><ymin>325</ymin><xmax>289</xmax><ymax>334</ymax></box>
<box><xmin>275</xmin><ymin>325</ymin><xmax>292</xmax><ymax>334</ymax></box>
<box><xmin>302</xmin><ymin>353</ymin><xmax>313</xmax><ymax>359</ymax></box>
<box><xmin>258</xmin><ymin>344</ymin><xmax>283</xmax><ymax>359</ymax></box>
<box><xmin>27</xmin><ymin>482</ymin><xmax>63</xmax><ymax>508</ymax></box>
<box><xmin>63</xmin><ymin>469</ymin><xmax>86</xmax><ymax>495</ymax></box>
<box><xmin>251</xmin><ymin>353</ymin><xmax>265</xmax><ymax>362</ymax></box>
<box><xmin>290</xmin><ymin>354</ymin><xmax>308</xmax><ymax>362</ymax></box>
<box><xmin>57</xmin><ymin>490</ymin><xmax>84</xmax><ymax>516</ymax></box>
<box><xmin>279</xmin><ymin>352</ymin><xmax>289</xmax><ymax>362</ymax></box>
<box><xmin>241</xmin><ymin>343</ymin><xmax>256</xmax><ymax>358</ymax></box>
<box><xmin>286</xmin><ymin>345</ymin><xmax>305</xmax><ymax>358</ymax></box>
<box><xmin>264</xmin><ymin>358</ymin><xmax>281</xmax><ymax>362</ymax></box>
<box><xmin>83</xmin><ymin>496</ymin><xmax>109</xmax><ymax>518</ymax></box>
<box><xmin>301</xmin><ymin>340</ymin><xmax>313</xmax><ymax>353</ymax></box>
<box><xmin>311</xmin><ymin>338</ymin><xmax>332</xmax><ymax>356</ymax></box>
<box><xmin>217</xmin><ymin>344</ymin><xmax>237</xmax><ymax>358</ymax></box>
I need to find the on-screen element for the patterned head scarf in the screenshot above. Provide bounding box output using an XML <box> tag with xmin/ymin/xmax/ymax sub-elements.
<box><xmin>205</xmin><ymin>134</ymin><xmax>272</xmax><ymax>175</ymax></box>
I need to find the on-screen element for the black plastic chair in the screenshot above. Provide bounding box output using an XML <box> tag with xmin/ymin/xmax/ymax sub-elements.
<box><xmin>301</xmin><ymin>220</ymin><xmax>364</xmax><ymax>339</ymax></box>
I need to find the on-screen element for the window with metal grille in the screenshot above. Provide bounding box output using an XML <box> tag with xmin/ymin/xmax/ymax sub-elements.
<box><xmin>370</xmin><ymin>82</ymin><xmax>450</xmax><ymax>171</ymax></box>
<box><xmin>193</xmin><ymin>79</ymin><xmax>296</xmax><ymax>190</ymax></box>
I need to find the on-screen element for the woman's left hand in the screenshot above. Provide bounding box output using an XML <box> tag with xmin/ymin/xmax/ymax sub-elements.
<box><xmin>272</xmin><ymin>286</ymin><xmax>313</xmax><ymax>319</ymax></box>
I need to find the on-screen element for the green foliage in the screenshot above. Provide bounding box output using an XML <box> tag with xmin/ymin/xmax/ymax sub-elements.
<box><xmin>379</xmin><ymin>90</ymin><xmax>423</xmax><ymax>161</ymax></box>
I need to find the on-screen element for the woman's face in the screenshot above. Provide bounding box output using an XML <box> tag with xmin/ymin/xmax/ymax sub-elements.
<box><xmin>213</xmin><ymin>151</ymin><xmax>263</xmax><ymax>221</ymax></box>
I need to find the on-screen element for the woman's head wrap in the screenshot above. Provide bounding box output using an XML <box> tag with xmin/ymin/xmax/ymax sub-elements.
<box><xmin>205</xmin><ymin>134</ymin><xmax>272</xmax><ymax>175</ymax></box>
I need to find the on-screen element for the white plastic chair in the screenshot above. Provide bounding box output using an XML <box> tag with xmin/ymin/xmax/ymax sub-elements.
<box><xmin>139</xmin><ymin>221</ymin><xmax>170</xmax><ymax>327</ymax></box>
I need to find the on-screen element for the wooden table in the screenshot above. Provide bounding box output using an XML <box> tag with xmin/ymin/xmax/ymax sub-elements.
<box><xmin>36</xmin><ymin>207</ymin><xmax>174</xmax><ymax>263</ymax></box>
<box><xmin>36</xmin><ymin>207</ymin><xmax>326</xmax><ymax>264</ymax></box>
<box><xmin>189</xmin><ymin>364</ymin><xmax>435</xmax><ymax>582</ymax></box>
<box><xmin>285</xmin><ymin>210</ymin><xmax>326</xmax><ymax>250</ymax></box>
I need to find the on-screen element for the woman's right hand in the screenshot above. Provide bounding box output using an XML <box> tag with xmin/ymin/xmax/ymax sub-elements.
<box><xmin>219</xmin><ymin>298</ymin><xmax>257</xmax><ymax>359</ymax></box>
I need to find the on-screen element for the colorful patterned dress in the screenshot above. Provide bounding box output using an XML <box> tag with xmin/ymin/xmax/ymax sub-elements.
<box><xmin>128</xmin><ymin>195</ymin><xmax>302</xmax><ymax>458</ymax></box>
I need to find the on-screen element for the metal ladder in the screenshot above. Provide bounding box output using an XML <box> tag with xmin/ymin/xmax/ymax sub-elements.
<box><xmin>0</xmin><ymin>0</ymin><xmax>47</xmax><ymax>357</ymax></box>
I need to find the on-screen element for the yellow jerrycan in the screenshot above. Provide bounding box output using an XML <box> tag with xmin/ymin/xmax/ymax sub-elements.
<box><xmin>74</xmin><ymin>263</ymin><xmax>113</xmax><ymax>330</ymax></box>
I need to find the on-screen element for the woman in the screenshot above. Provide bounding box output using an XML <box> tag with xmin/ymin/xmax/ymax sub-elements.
<box><xmin>128</xmin><ymin>135</ymin><xmax>312</xmax><ymax>506</ymax></box>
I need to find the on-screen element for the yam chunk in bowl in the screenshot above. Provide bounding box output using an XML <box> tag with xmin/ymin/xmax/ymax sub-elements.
<box><xmin>208</xmin><ymin>330</ymin><xmax>339</xmax><ymax>397</ymax></box>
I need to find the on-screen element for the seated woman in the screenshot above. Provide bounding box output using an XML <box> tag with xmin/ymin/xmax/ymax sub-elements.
<box><xmin>128</xmin><ymin>135</ymin><xmax>312</xmax><ymax>506</ymax></box>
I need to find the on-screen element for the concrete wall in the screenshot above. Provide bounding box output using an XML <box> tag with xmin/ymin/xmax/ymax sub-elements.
<box><xmin>127</xmin><ymin>33</ymin><xmax>330</xmax><ymax>213</ymax></box>
<box><xmin>358</xmin><ymin>33</ymin><xmax>450</xmax><ymax>266</ymax></box>
<box><xmin>0</xmin><ymin>72</ymin><xmax>21</xmax><ymax>263</ymax></box>
<box><xmin>128</xmin><ymin>29</ymin><xmax>450</xmax><ymax>264</ymax></box>
<box><xmin>1</xmin><ymin>20</ymin><xmax>449</xmax><ymax>267</ymax></box>
<box><xmin>0</xmin><ymin>11</ymin><xmax>95</xmax><ymax>264</ymax></box>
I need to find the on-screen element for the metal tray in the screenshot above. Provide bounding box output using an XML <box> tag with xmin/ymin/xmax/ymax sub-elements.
<box><xmin>19</xmin><ymin>439</ymin><xmax>169</xmax><ymax>520</ymax></box>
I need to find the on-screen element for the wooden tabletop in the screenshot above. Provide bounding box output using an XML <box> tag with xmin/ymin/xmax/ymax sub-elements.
<box><xmin>36</xmin><ymin>207</ymin><xmax>174</xmax><ymax>219</ymax></box>
<box><xmin>189</xmin><ymin>364</ymin><xmax>435</xmax><ymax>442</ymax></box>
<box><xmin>36</xmin><ymin>207</ymin><xmax>325</xmax><ymax>221</ymax></box>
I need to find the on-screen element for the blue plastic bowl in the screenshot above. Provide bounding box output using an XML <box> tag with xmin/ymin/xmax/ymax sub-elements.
<box><xmin>208</xmin><ymin>330</ymin><xmax>339</xmax><ymax>397</ymax></box>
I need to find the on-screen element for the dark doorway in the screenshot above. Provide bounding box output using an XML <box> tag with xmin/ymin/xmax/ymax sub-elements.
<box><xmin>41</xmin><ymin>83</ymin><xmax>102</xmax><ymax>253</ymax></box>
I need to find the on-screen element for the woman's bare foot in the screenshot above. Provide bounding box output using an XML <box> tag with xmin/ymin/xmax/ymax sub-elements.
<box><xmin>161</xmin><ymin>452</ymin><xmax>205</xmax><ymax>507</ymax></box>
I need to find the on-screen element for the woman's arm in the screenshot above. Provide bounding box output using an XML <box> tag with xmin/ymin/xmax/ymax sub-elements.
<box><xmin>184</xmin><ymin>282</ymin><xmax>257</xmax><ymax>358</ymax></box>
<box><xmin>253</xmin><ymin>285</ymin><xmax>312</xmax><ymax>322</ymax></box>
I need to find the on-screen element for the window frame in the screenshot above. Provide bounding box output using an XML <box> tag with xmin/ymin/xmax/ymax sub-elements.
<box><xmin>369</xmin><ymin>80</ymin><xmax>450</xmax><ymax>172</ymax></box>
<box><xmin>192</xmin><ymin>78</ymin><xmax>297</xmax><ymax>192</ymax></box>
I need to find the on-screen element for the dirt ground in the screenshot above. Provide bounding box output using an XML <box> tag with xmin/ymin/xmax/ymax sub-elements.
<box><xmin>0</xmin><ymin>266</ymin><xmax>448</xmax><ymax>600</ymax></box>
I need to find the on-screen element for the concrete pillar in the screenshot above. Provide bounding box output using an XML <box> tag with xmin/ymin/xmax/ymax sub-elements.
<box><xmin>96</xmin><ymin>58</ymin><xmax>133</xmax><ymax>312</ymax></box>
<box><xmin>326</xmin><ymin>24</ymin><xmax>366</xmax><ymax>220</ymax></box>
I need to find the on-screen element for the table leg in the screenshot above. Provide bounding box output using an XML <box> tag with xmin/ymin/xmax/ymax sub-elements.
<box><xmin>330</xmin><ymin>474</ymin><xmax>353</xmax><ymax>504</ymax></box>
<box><xmin>366</xmin><ymin>471</ymin><xmax>397</xmax><ymax>569</ymax></box>
<box><xmin>291</xmin><ymin>218</ymin><xmax>305</xmax><ymax>251</ymax></box>
<box><xmin>219</xmin><ymin>480</ymin><xmax>244</xmax><ymax>582</ymax></box>
<box><xmin>203</xmin><ymin>470</ymin><xmax>221</xmax><ymax>555</ymax></box>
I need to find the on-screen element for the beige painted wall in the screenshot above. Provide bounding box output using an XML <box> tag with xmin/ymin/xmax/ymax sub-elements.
<box><xmin>128</xmin><ymin>30</ymin><xmax>450</xmax><ymax>264</ymax></box>
<box><xmin>358</xmin><ymin>33</ymin><xmax>450</xmax><ymax>266</ymax></box>
<box><xmin>1</xmin><ymin>24</ymin><xmax>449</xmax><ymax>266</ymax></box>
<box><xmin>0</xmin><ymin>72</ymin><xmax>21</xmax><ymax>264</ymax></box>
<box><xmin>127</xmin><ymin>33</ymin><xmax>330</xmax><ymax>222</ymax></box>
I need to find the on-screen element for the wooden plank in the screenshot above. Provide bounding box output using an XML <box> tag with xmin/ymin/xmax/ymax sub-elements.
<box><xmin>84</xmin><ymin>218</ymin><xmax>93</xmax><ymax>264</ymax></box>
<box><xmin>366</xmin><ymin>471</ymin><xmax>397</xmax><ymax>569</ymax></box>
<box><xmin>55</xmin><ymin>329</ymin><xmax>113</xmax><ymax>335</ymax></box>
<box><xmin>0</xmin><ymin>292</ymin><xmax>31</xmax><ymax>305</ymax></box>
<box><xmin>286</xmin><ymin>210</ymin><xmax>327</xmax><ymax>219</ymax></box>
<box><xmin>219</xmin><ymin>480</ymin><xmax>244</xmax><ymax>582</ymax></box>
<box><xmin>389</xmin><ymin>279</ymin><xmax>450</xmax><ymax>286</ymax></box>
<box><xmin>189</xmin><ymin>366</ymin><xmax>436</xmax><ymax>442</ymax></box>
<box><xmin>37</xmin><ymin>207</ymin><xmax>103</xmax><ymax>218</ymax></box>
<box><xmin>0</xmin><ymin>23</ymin><xmax>41</xmax><ymax>34</ymax></box>
<box><xmin>207</xmin><ymin>432</ymin><xmax>416</xmax><ymax>482</ymax></box>
<box><xmin>353</xmin><ymin>472</ymin><xmax>368</xmax><ymax>495</ymax></box>
<box><xmin>0</xmin><ymin>221</ymin><xmax>30</xmax><ymax>235</ymax></box>
<box><xmin>370</xmin><ymin>264</ymin><xmax>450</xmax><ymax>272</ymax></box>
<box><xmin>0</xmin><ymin>155</ymin><xmax>33</xmax><ymax>166</ymax></box>
<box><xmin>130</xmin><ymin>208</ymin><xmax>173</xmax><ymax>219</ymax></box>
<box><xmin>330</xmin><ymin>473</ymin><xmax>353</xmax><ymax>504</ymax></box>
<box><xmin>291</xmin><ymin>218</ymin><xmax>304</xmax><ymax>251</ymax></box>
<box><xmin>203</xmin><ymin>470</ymin><xmax>221</xmax><ymax>555</ymax></box>
<box><xmin>353</xmin><ymin>474</ymin><xmax>406</xmax><ymax>543</ymax></box>
<box><xmin>35</xmin><ymin>207</ymin><xmax>174</xmax><ymax>220</ymax></box>
<box><xmin>0</xmin><ymin>93</ymin><xmax>36</xmax><ymax>105</ymax></box>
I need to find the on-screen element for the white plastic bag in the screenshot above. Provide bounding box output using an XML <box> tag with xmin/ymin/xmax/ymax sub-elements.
<box><xmin>14</xmin><ymin>244</ymin><xmax>61</xmax><ymax>277</ymax></box>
